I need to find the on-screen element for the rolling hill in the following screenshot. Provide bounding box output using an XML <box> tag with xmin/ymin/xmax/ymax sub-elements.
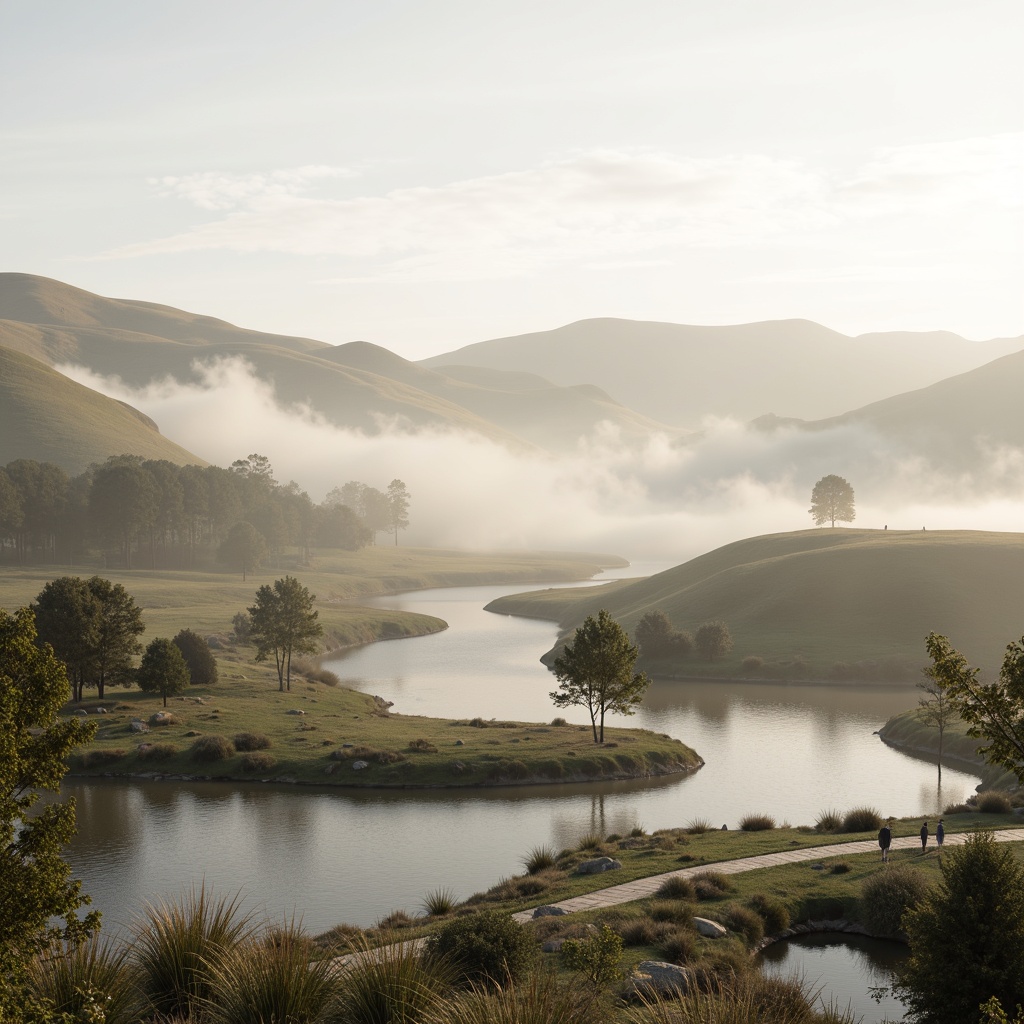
<box><xmin>0</xmin><ymin>274</ymin><xmax>682</xmax><ymax>453</ymax></box>
<box><xmin>0</xmin><ymin>346</ymin><xmax>206</xmax><ymax>472</ymax></box>
<box><xmin>486</xmin><ymin>529</ymin><xmax>1024</xmax><ymax>681</ymax></box>
<box><xmin>421</xmin><ymin>317</ymin><xmax>1023</xmax><ymax>428</ymax></box>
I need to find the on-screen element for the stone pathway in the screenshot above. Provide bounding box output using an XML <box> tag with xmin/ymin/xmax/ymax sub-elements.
<box><xmin>511</xmin><ymin>827</ymin><xmax>1024</xmax><ymax>923</ymax></box>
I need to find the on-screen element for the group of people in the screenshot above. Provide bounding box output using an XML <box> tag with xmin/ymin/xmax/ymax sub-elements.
<box><xmin>877</xmin><ymin>818</ymin><xmax>944</xmax><ymax>861</ymax></box>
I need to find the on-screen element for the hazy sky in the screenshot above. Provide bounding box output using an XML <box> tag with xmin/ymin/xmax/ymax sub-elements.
<box><xmin>3</xmin><ymin>0</ymin><xmax>1022</xmax><ymax>359</ymax></box>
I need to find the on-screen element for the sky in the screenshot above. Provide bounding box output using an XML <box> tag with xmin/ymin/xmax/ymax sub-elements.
<box><xmin>2</xmin><ymin>0</ymin><xmax>1022</xmax><ymax>360</ymax></box>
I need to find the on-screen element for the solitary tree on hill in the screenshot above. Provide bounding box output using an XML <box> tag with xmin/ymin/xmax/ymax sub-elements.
<box><xmin>248</xmin><ymin>576</ymin><xmax>323</xmax><ymax>692</ymax></box>
<box><xmin>137</xmin><ymin>637</ymin><xmax>191</xmax><ymax>707</ymax></box>
<box><xmin>809</xmin><ymin>474</ymin><xmax>856</xmax><ymax>527</ymax></box>
<box><xmin>695</xmin><ymin>620</ymin><xmax>733</xmax><ymax>662</ymax></box>
<box><xmin>550</xmin><ymin>609</ymin><xmax>650</xmax><ymax>744</ymax></box>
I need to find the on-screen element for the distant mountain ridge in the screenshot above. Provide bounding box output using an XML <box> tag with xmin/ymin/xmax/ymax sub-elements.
<box><xmin>421</xmin><ymin>317</ymin><xmax>1023</xmax><ymax>427</ymax></box>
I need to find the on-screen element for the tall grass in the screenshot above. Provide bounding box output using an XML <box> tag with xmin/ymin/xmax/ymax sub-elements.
<box><xmin>28</xmin><ymin>937</ymin><xmax>139</xmax><ymax>1024</ymax></box>
<box><xmin>522</xmin><ymin>845</ymin><xmax>557</xmax><ymax>875</ymax></box>
<box><xmin>426</xmin><ymin>970</ymin><xmax>602</xmax><ymax>1024</ymax></box>
<box><xmin>738</xmin><ymin>812</ymin><xmax>776</xmax><ymax>832</ymax></box>
<box><xmin>814</xmin><ymin>809</ymin><xmax>844</xmax><ymax>833</ymax></box>
<box><xmin>841</xmin><ymin>806</ymin><xmax>882</xmax><ymax>832</ymax></box>
<box><xmin>204</xmin><ymin>922</ymin><xmax>338</xmax><ymax>1024</ymax></box>
<box><xmin>685</xmin><ymin>817</ymin><xmax>715</xmax><ymax>834</ymax></box>
<box><xmin>422</xmin><ymin>887</ymin><xmax>459</xmax><ymax>916</ymax></box>
<box><xmin>132</xmin><ymin>885</ymin><xmax>255</xmax><ymax>1019</ymax></box>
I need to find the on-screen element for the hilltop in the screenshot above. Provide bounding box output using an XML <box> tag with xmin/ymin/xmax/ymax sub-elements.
<box><xmin>487</xmin><ymin>528</ymin><xmax>1024</xmax><ymax>681</ymax></box>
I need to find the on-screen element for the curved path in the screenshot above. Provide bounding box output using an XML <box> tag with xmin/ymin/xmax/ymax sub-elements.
<box><xmin>510</xmin><ymin>827</ymin><xmax>1024</xmax><ymax>922</ymax></box>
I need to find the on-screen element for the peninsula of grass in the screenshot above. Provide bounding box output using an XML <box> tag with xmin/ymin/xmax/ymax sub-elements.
<box><xmin>487</xmin><ymin>528</ymin><xmax>1024</xmax><ymax>684</ymax></box>
<box><xmin>65</xmin><ymin>638</ymin><xmax>701</xmax><ymax>788</ymax></box>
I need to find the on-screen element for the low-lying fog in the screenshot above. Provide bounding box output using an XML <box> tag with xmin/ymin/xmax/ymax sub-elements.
<box><xmin>64</xmin><ymin>357</ymin><xmax>1024</xmax><ymax>561</ymax></box>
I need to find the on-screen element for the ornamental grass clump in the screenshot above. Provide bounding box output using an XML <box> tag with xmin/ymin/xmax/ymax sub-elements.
<box><xmin>137</xmin><ymin>742</ymin><xmax>177</xmax><ymax>761</ymax></box>
<box><xmin>691</xmin><ymin>870</ymin><xmax>733</xmax><ymax>900</ymax></box>
<box><xmin>240</xmin><ymin>752</ymin><xmax>276</xmax><ymax>773</ymax></box>
<box><xmin>131</xmin><ymin>886</ymin><xmax>255</xmax><ymax>1020</ymax></box>
<box><xmin>422</xmin><ymin>887</ymin><xmax>459</xmax><ymax>917</ymax></box>
<box><xmin>814</xmin><ymin>808</ymin><xmax>844</xmax><ymax>833</ymax></box>
<box><xmin>656</xmin><ymin>875</ymin><xmax>696</xmax><ymax>900</ymax></box>
<box><xmin>190</xmin><ymin>734</ymin><xmax>235</xmax><ymax>762</ymax></box>
<box><xmin>746</xmin><ymin>892</ymin><xmax>790</xmax><ymax>934</ymax></box>
<box><xmin>860</xmin><ymin>863</ymin><xmax>932</xmax><ymax>938</ymax></box>
<box><xmin>203</xmin><ymin>922</ymin><xmax>338</xmax><ymax>1024</ymax></box>
<box><xmin>738</xmin><ymin>812</ymin><xmax>776</xmax><ymax>832</ymax></box>
<box><xmin>842</xmin><ymin>806</ymin><xmax>882</xmax><ymax>832</ymax></box>
<box><xmin>685</xmin><ymin>817</ymin><xmax>714</xmax><ymax>834</ymax></box>
<box><xmin>431</xmin><ymin>968</ymin><xmax>602</xmax><ymax>1024</ymax></box>
<box><xmin>28</xmin><ymin>937</ymin><xmax>139</xmax><ymax>1024</ymax></box>
<box><xmin>523</xmin><ymin>845</ymin><xmax>557</xmax><ymax>875</ymax></box>
<box><xmin>976</xmin><ymin>790</ymin><xmax>1013</xmax><ymax>814</ymax></box>
<box><xmin>78</xmin><ymin>748</ymin><xmax>126</xmax><ymax>768</ymax></box>
<box><xmin>233</xmin><ymin>732</ymin><xmax>271</xmax><ymax>752</ymax></box>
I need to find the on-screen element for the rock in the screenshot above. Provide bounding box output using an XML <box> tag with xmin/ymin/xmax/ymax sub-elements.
<box><xmin>75</xmin><ymin>709</ymin><xmax>89</xmax><ymax>717</ymax></box>
<box><xmin>454</xmin><ymin>738</ymin><xmax>465</xmax><ymax>746</ymax></box>
<box><xmin>96</xmin><ymin>707</ymin><xmax>107</xmax><ymax>714</ymax></box>
<box><xmin>532</xmin><ymin>905</ymin><xmax>570</xmax><ymax>918</ymax></box>
<box><xmin>628</xmin><ymin>961</ymin><xmax>690</xmax><ymax>999</ymax></box>
<box><xmin>575</xmin><ymin>856</ymin><xmax>622</xmax><ymax>875</ymax></box>
<box><xmin>693</xmin><ymin>917</ymin><xmax>728</xmax><ymax>939</ymax></box>
<box><xmin>342</xmin><ymin>743</ymin><xmax>354</xmax><ymax>748</ymax></box>
<box><xmin>352</xmin><ymin>760</ymin><xmax>369</xmax><ymax>770</ymax></box>
<box><xmin>286</xmin><ymin>709</ymin><xmax>305</xmax><ymax>716</ymax></box>
<box><xmin>130</xmin><ymin>719</ymin><xmax>149</xmax><ymax>733</ymax></box>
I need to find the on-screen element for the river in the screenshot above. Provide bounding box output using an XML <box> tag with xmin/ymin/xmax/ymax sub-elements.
<box><xmin>64</xmin><ymin>565</ymin><xmax>978</xmax><ymax>937</ymax></box>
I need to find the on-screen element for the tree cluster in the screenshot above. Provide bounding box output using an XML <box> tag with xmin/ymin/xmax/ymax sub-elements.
<box><xmin>0</xmin><ymin>454</ymin><xmax>411</xmax><ymax>571</ymax></box>
<box><xmin>634</xmin><ymin>611</ymin><xmax>733</xmax><ymax>662</ymax></box>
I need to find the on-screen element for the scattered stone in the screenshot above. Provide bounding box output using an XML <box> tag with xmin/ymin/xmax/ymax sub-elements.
<box><xmin>342</xmin><ymin>743</ymin><xmax>354</xmax><ymax>748</ymax></box>
<box><xmin>533</xmin><ymin>905</ymin><xmax>570</xmax><ymax>918</ymax></box>
<box><xmin>286</xmin><ymin>709</ymin><xmax>305</xmax><ymax>716</ymax></box>
<box><xmin>810</xmin><ymin>863</ymin><xmax>825</xmax><ymax>871</ymax></box>
<box><xmin>454</xmin><ymin>739</ymin><xmax>465</xmax><ymax>746</ymax></box>
<box><xmin>352</xmin><ymin>760</ymin><xmax>369</xmax><ymax>770</ymax></box>
<box><xmin>96</xmin><ymin>707</ymin><xmax>107</xmax><ymax>714</ymax></box>
<box><xmin>75</xmin><ymin>709</ymin><xmax>89</xmax><ymax>717</ymax></box>
<box><xmin>693</xmin><ymin>917</ymin><xmax>728</xmax><ymax>939</ymax></box>
<box><xmin>628</xmin><ymin>961</ymin><xmax>690</xmax><ymax>999</ymax></box>
<box><xmin>130</xmin><ymin>719</ymin><xmax>149</xmax><ymax>733</ymax></box>
<box><xmin>575</xmin><ymin>856</ymin><xmax>622</xmax><ymax>875</ymax></box>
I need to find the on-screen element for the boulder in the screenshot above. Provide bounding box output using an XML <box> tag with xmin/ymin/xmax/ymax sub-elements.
<box><xmin>532</xmin><ymin>905</ymin><xmax>570</xmax><ymax>918</ymax></box>
<box><xmin>352</xmin><ymin>760</ymin><xmax>369</xmax><ymax>770</ymax></box>
<box><xmin>575</xmin><ymin>856</ymin><xmax>622</xmax><ymax>875</ymax></box>
<box><xmin>628</xmin><ymin>961</ymin><xmax>690</xmax><ymax>999</ymax></box>
<box><xmin>693</xmin><ymin>917</ymin><xmax>728</xmax><ymax>939</ymax></box>
<box><xmin>130</xmin><ymin>719</ymin><xmax>149</xmax><ymax>733</ymax></box>
<box><xmin>286</xmin><ymin>709</ymin><xmax>305</xmax><ymax>716</ymax></box>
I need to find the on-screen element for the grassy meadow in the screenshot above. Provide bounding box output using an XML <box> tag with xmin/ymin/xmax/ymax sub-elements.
<box><xmin>488</xmin><ymin>528</ymin><xmax>1024</xmax><ymax>683</ymax></box>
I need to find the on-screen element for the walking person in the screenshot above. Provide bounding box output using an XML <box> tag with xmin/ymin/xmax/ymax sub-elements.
<box><xmin>920</xmin><ymin>820</ymin><xmax>929</xmax><ymax>853</ymax></box>
<box><xmin>936</xmin><ymin>818</ymin><xmax>944</xmax><ymax>848</ymax></box>
<box><xmin>878</xmin><ymin>820</ymin><xmax>892</xmax><ymax>862</ymax></box>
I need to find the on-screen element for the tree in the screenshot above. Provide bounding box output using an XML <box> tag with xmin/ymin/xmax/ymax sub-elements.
<box><xmin>86</xmin><ymin>576</ymin><xmax>145</xmax><ymax>700</ymax></box>
<box><xmin>695</xmin><ymin>620</ymin><xmax>733</xmax><ymax>661</ymax></box>
<box><xmin>137</xmin><ymin>637</ymin><xmax>191</xmax><ymax>707</ymax></box>
<box><xmin>918</xmin><ymin>664</ymin><xmax>955</xmax><ymax>784</ymax></box>
<box><xmin>550</xmin><ymin>609</ymin><xmax>650</xmax><ymax>744</ymax></box>
<box><xmin>218</xmin><ymin>521</ymin><xmax>268</xmax><ymax>580</ymax></box>
<box><xmin>172</xmin><ymin>628</ymin><xmax>218</xmax><ymax>686</ymax></box>
<box><xmin>894</xmin><ymin>832</ymin><xmax>1024</xmax><ymax>1023</ymax></box>
<box><xmin>386</xmin><ymin>479</ymin><xmax>410</xmax><ymax>545</ymax></box>
<box><xmin>32</xmin><ymin>576</ymin><xmax>99</xmax><ymax>703</ymax></box>
<box><xmin>924</xmin><ymin>632</ymin><xmax>1024</xmax><ymax>785</ymax></box>
<box><xmin>89</xmin><ymin>456</ymin><xmax>157</xmax><ymax>568</ymax></box>
<box><xmin>248</xmin><ymin>576</ymin><xmax>324</xmax><ymax>692</ymax></box>
<box><xmin>808</xmin><ymin>474</ymin><xmax>855</xmax><ymax>527</ymax></box>
<box><xmin>0</xmin><ymin>607</ymin><xmax>99</xmax><ymax>999</ymax></box>
<box><xmin>316</xmin><ymin>503</ymin><xmax>371</xmax><ymax>550</ymax></box>
<box><xmin>361</xmin><ymin>486</ymin><xmax>391</xmax><ymax>544</ymax></box>
<box><xmin>634</xmin><ymin>611</ymin><xmax>692</xmax><ymax>658</ymax></box>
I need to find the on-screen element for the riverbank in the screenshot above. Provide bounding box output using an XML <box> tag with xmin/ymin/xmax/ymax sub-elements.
<box><xmin>878</xmin><ymin>707</ymin><xmax>1021</xmax><ymax>791</ymax></box>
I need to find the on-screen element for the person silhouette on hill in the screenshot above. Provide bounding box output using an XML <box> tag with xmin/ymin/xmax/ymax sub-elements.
<box><xmin>936</xmin><ymin>818</ymin><xmax>944</xmax><ymax>848</ymax></box>
<box><xmin>920</xmin><ymin>820</ymin><xmax>929</xmax><ymax>852</ymax></box>
<box><xmin>878</xmin><ymin>821</ymin><xmax>892</xmax><ymax>862</ymax></box>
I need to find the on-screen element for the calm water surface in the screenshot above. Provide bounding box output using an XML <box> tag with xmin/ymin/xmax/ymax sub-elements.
<box><xmin>66</xmin><ymin>565</ymin><xmax>977</xmax><ymax>936</ymax></box>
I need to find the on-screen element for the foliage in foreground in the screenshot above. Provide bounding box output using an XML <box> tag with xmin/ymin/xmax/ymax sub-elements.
<box><xmin>424</xmin><ymin>910</ymin><xmax>537</xmax><ymax>989</ymax></box>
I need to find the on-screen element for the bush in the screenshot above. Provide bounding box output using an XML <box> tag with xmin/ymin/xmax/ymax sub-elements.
<box><xmin>172</xmin><ymin>628</ymin><xmax>219</xmax><ymax>685</ymax></box>
<box><xmin>724</xmin><ymin>903</ymin><xmax>764</xmax><ymax>946</ymax></box>
<box><xmin>577</xmin><ymin>832</ymin><xmax>604</xmax><ymax>851</ymax></box>
<box><xmin>550</xmin><ymin>717</ymin><xmax>568</xmax><ymax>727</ymax></box>
<box><xmin>860</xmin><ymin>863</ymin><xmax>932</xmax><ymax>938</ymax></box>
<box><xmin>231</xmin><ymin>612</ymin><xmax>252</xmax><ymax>643</ymax></box>
<box><xmin>739</xmin><ymin>812</ymin><xmax>776</xmax><ymax>832</ymax></box>
<box><xmin>137</xmin><ymin>742</ymin><xmax>177</xmax><ymax>761</ymax></box>
<box><xmin>944</xmin><ymin>801</ymin><xmax>973</xmax><ymax>814</ymax></box>
<box><xmin>659</xmin><ymin>927</ymin><xmax>698</xmax><ymax>966</ymax></box>
<box><xmin>842</xmin><ymin>806</ymin><xmax>882</xmax><ymax>832</ymax></box>
<box><xmin>815</xmin><ymin>808</ymin><xmax>844</xmax><ymax>833</ymax></box>
<box><xmin>523</xmin><ymin>845</ymin><xmax>557</xmax><ymax>875</ymax></box>
<box><xmin>741</xmin><ymin>655</ymin><xmax>764</xmax><ymax>673</ymax></box>
<box><xmin>560</xmin><ymin>923</ymin><xmax>624</xmax><ymax>988</ymax></box>
<box><xmin>656</xmin><ymin>875</ymin><xmax>695</xmax><ymax>900</ymax></box>
<box><xmin>685</xmin><ymin>817</ymin><xmax>714</xmax><ymax>834</ymax></box>
<box><xmin>78</xmin><ymin>748</ymin><xmax>126</xmax><ymax>768</ymax></box>
<box><xmin>190</xmin><ymin>735</ymin><xmax>235</xmax><ymax>762</ymax></box>
<box><xmin>240</xmin><ymin>752</ymin><xmax>275</xmax><ymax>773</ymax></box>
<box><xmin>746</xmin><ymin>892</ymin><xmax>790</xmax><ymax>934</ymax></box>
<box><xmin>977</xmin><ymin>790</ymin><xmax>1013</xmax><ymax>814</ymax></box>
<box><xmin>691</xmin><ymin>870</ymin><xmax>732</xmax><ymax>899</ymax></box>
<box><xmin>233</xmin><ymin>732</ymin><xmax>271</xmax><ymax>752</ymax></box>
<box><xmin>424</xmin><ymin>909</ymin><xmax>537</xmax><ymax>988</ymax></box>
<box><xmin>648</xmin><ymin>900</ymin><xmax>694</xmax><ymax>926</ymax></box>
<box><xmin>408</xmin><ymin>737</ymin><xmax>438</xmax><ymax>753</ymax></box>
<box><xmin>290</xmin><ymin>656</ymin><xmax>340</xmax><ymax>687</ymax></box>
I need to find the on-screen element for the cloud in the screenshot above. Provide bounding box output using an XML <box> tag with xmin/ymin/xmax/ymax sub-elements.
<box><xmin>148</xmin><ymin>165</ymin><xmax>356</xmax><ymax>211</ymax></box>
<box><xmin>58</xmin><ymin>357</ymin><xmax>1024</xmax><ymax>562</ymax></box>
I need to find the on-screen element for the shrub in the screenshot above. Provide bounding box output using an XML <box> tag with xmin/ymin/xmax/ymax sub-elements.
<box><xmin>739</xmin><ymin>812</ymin><xmax>776</xmax><ymax>832</ymax></box>
<box><xmin>647</xmin><ymin>900</ymin><xmax>694</xmax><ymax>926</ymax></box>
<box><xmin>746</xmin><ymin>892</ymin><xmax>790</xmax><ymax>934</ymax></box>
<box><xmin>172</xmin><ymin>628</ymin><xmax>219</xmax><ymax>685</ymax></box>
<box><xmin>842</xmin><ymin>806</ymin><xmax>882</xmax><ymax>832</ymax></box>
<box><xmin>132</xmin><ymin>886</ymin><xmax>254</xmax><ymax>1019</ymax></box>
<box><xmin>421</xmin><ymin>886</ymin><xmax>458</xmax><ymax>916</ymax></box>
<box><xmin>550</xmin><ymin>717</ymin><xmax>568</xmax><ymax>727</ymax></box>
<box><xmin>190</xmin><ymin>735</ymin><xmax>235</xmax><ymax>762</ymax></box>
<box><xmin>741</xmin><ymin>655</ymin><xmax>764</xmax><ymax>673</ymax></box>
<box><xmin>240</xmin><ymin>752</ymin><xmax>275</xmax><ymax>773</ymax></box>
<box><xmin>78</xmin><ymin>748</ymin><xmax>126</xmax><ymax>768</ymax></box>
<box><xmin>233</xmin><ymin>732</ymin><xmax>271</xmax><ymax>752</ymax></box>
<box><xmin>860</xmin><ymin>863</ymin><xmax>932</xmax><ymax>938</ymax></box>
<box><xmin>656</xmin><ymin>875</ymin><xmax>696</xmax><ymax>900</ymax></box>
<box><xmin>424</xmin><ymin>909</ymin><xmax>537</xmax><ymax>988</ymax></box>
<box><xmin>685</xmin><ymin>817</ymin><xmax>714</xmax><ymax>834</ymax></box>
<box><xmin>724</xmin><ymin>903</ymin><xmax>764</xmax><ymax>946</ymax></box>
<box><xmin>615</xmin><ymin>917</ymin><xmax>660</xmax><ymax>946</ymax></box>
<box><xmin>290</xmin><ymin>656</ymin><xmax>340</xmax><ymax>687</ymax></box>
<box><xmin>538</xmin><ymin>759</ymin><xmax>565</xmax><ymax>779</ymax></box>
<box><xmin>137</xmin><ymin>742</ymin><xmax>177</xmax><ymax>761</ymax></box>
<box><xmin>523</xmin><ymin>845</ymin><xmax>557</xmax><ymax>875</ymax></box>
<box><xmin>659</xmin><ymin>927</ymin><xmax>698</xmax><ymax>966</ymax></box>
<box><xmin>830</xmin><ymin>860</ymin><xmax>852</xmax><ymax>874</ymax></box>
<box><xmin>814</xmin><ymin>808</ymin><xmax>844</xmax><ymax>833</ymax></box>
<box><xmin>577</xmin><ymin>832</ymin><xmax>604</xmax><ymax>851</ymax></box>
<box><xmin>560</xmin><ymin>923</ymin><xmax>624</xmax><ymax>988</ymax></box>
<box><xmin>691</xmin><ymin>870</ymin><xmax>732</xmax><ymax>899</ymax></box>
<box><xmin>204</xmin><ymin>924</ymin><xmax>337</xmax><ymax>1024</ymax></box>
<box><xmin>944</xmin><ymin>801</ymin><xmax>972</xmax><ymax>814</ymax></box>
<box><xmin>408</xmin><ymin>737</ymin><xmax>439</xmax><ymax>753</ymax></box>
<box><xmin>231</xmin><ymin>612</ymin><xmax>252</xmax><ymax>643</ymax></box>
<box><xmin>977</xmin><ymin>790</ymin><xmax>1013</xmax><ymax>814</ymax></box>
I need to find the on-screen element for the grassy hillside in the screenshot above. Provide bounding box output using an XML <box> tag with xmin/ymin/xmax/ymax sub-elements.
<box><xmin>487</xmin><ymin>528</ymin><xmax>1024</xmax><ymax>681</ymax></box>
<box><xmin>421</xmin><ymin>316</ymin><xmax>1022</xmax><ymax>428</ymax></box>
<box><xmin>0</xmin><ymin>345</ymin><xmax>206</xmax><ymax>472</ymax></box>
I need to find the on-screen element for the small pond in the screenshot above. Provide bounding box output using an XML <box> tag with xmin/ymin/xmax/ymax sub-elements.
<box><xmin>759</xmin><ymin>933</ymin><xmax>909</xmax><ymax>1023</ymax></box>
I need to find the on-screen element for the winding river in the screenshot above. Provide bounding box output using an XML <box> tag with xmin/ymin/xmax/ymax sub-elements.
<box><xmin>65</xmin><ymin>564</ymin><xmax>978</xmax><ymax>938</ymax></box>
